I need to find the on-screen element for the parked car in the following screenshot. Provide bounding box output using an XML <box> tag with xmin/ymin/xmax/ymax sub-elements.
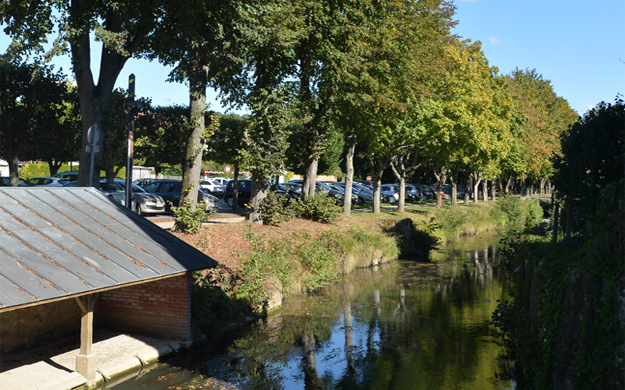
<box><xmin>133</xmin><ymin>178</ymin><xmax>156</xmax><ymax>187</ymax></box>
<box><xmin>203</xmin><ymin>192</ymin><xmax>221</xmax><ymax>213</ymax></box>
<box><xmin>289</xmin><ymin>180</ymin><xmax>345</xmax><ymax>204</ymax></box>
<box><xmin>380</xmin><ymin>184</ymin><xmax>399</xmax><ymax>203</ymax></box>
<box><xmin>52</xmin><ymin>171</ymin><xmax>79</xmax><ymax>181</ymax></box>
<box><xmin>199</xmin><ymin>178</ymin><xmax>225</xmax><ymax>198</ymax></box>
<box><xmin>414</xmin><ymin>184</ymin><xmax>436</xmax><ymax>200</ymax></box>
<box><xmin>224</xmin><ymin>179</ymin><xmax>252</xmax><ymax>208</ymax></box>
<box><xmin>24</xmin><ymin>176</ymin><xmax>69</xmax><ymax>187</ymax></box>
<box><xmin>112</xmin><ymin>179</ymin><xmax>166</xmax><ymax>215</ymax></box>
<box><xmin>430</xmin><ymin>183</ymin><xmax>449</xmax><ymax>199</ymax></box>
<box><xmin>335</xmin><ymin>182</ymin><xmax>374</xmax><ymax>205</ymax></box>
<box><xmin>141</xmin><ymin>179</ymin><xmax>214</xmax><ymax>213</ymax></box>
<box><xmin>404</xmin><ymin>184</ymin><xmax>424</xmax><ymax>202</ymax></box>
<box><xmin>0</xmin><ymin>177</ymin><xmax>26</xmax><ymax>186</ymax></box>
<box><xmin>210</xmin><ymin>177</ymin><xmax>231</xmax><ymax>188</ymax></box>
<box><xmin>64</xmin><ymin>179</ymin><xmax>132</xmax><ymax>206</ymax></box>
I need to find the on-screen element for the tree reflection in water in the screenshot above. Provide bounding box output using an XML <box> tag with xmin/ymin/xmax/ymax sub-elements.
<box><xmin>108</xmin><ymin>234</ymin><xmax>515</xmax><ymax>390</ymax></box>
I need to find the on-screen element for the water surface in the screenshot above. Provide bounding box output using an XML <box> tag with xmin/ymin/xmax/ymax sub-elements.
<box><xmin>108</xmin><ymin>234</ymin><xmax>514</xmax><ymax>390</ymax></box>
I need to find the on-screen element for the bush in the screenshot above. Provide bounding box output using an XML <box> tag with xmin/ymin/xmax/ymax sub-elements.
<box><xmin>258</xmin><ymin>191</ymin><xmax>291</xmax><ymax>226</ymax></box>
<box><xmin>192</xmin><ymin>271</ymin><xmax>247</xmax><ymax>339</ymax></box>
<box><xmin>291</xmin><ymin>194</ymin><xmax>341</xmax><ymax>224</ymax></box>
<box><xmin>499</xmin><ymin>195</ymin><xmax>524</xmax><ymax>224</ymax></box>
<box><xmin>171</xmin><ymin>199</ymin><xmax>208</xmax><ymax>234</ymax></box>
<box><xmin>437</xmin><ymin>205</ymin><xmax>468</xmax><ymax>237</ymax></box>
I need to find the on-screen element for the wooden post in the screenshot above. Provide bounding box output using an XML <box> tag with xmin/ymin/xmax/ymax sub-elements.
<box><xmin>125</xmin><ymin>74</ymin><xmax>136</xmax><ymax>209</ymax></box>
<box><xmin>75</xmin><ymin>294</ymin><xmax>98</xmax><ymax>384</ymax></box>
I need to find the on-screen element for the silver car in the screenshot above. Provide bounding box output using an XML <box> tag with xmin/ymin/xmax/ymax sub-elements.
<box><xmin>114</xmin><ymin>179</ymin><xmax>166</xmax><ymax>215</ymax></box>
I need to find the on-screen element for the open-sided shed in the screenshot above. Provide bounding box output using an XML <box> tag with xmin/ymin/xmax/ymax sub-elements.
<box><xmin>0</xmin><ymin>187</ymin><xmax>217</xmax><ymax>384</ymax></box>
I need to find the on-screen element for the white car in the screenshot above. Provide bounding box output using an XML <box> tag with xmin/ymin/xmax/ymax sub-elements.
<box><xmin>199</xmin><ymin>179</ymin><xmax>225</xmax><ymax>198</ymax></box>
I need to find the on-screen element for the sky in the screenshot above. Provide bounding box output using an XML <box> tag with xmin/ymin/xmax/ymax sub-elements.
<box><xmin>1</xmin><ymin>0</ymin><xmax>623</xmax><ymax>116</ymax></box>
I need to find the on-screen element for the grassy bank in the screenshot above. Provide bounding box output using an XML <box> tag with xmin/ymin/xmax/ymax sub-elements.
<box><xmin>184</xmin><ymin>196</ymin><xmax>544</xmax><ymax>340</ymax></box>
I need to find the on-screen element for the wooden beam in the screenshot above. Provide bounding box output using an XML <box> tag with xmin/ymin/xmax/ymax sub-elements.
<box><xmin>75</xmin><ymin>294</ymin><xmax>98</xmax><ymax>383</ymax></box>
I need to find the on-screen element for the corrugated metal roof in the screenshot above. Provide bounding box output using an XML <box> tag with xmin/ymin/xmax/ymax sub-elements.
<box><xmin>0</xmin><ymin>187</ymin><xmax>218</xmax><ymax>311</ymax></box>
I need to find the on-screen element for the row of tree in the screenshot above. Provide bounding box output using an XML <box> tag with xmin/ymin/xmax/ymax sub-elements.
<box><xmin>1</xmin><ymin>0</ymin><xmax>578</xmax><ymax>222</ymax></box>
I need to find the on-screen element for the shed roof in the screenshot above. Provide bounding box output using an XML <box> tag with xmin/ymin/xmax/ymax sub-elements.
<box><xmin>0</xmin><ymin>187</ymin><xmax>218</xmax><ymax>312</ymax></box>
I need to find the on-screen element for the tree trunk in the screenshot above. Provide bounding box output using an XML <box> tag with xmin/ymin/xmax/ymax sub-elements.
<box><xmin>482</xmin><ymin>180</ymin><xmax>488</xmax><ymax>202</ymax></box>
<box><xmin>181</xmin><ymin>51</ymin><xmax>208</xmax><ymax>211</ymax></box>
<box><xmin>464</xmin><ymin>176</ymin><xmax>471</xmax><ymax>205</ymax></box>
<box><xmin>372</xmin><ymin>176</ymin><xmax>382</xmax><ymax>214</ymax></box>
<box><xmin>449</xmin><ymin>175</ymin><xmax>457</xmax><ymax>206</ymax></box>
<box><xmin>343</xmin><ymin>131</ymin><xmax>356</xmax><ymax>216</ymax></box>
<box><xmin>233</xmin><ymin>163</ymin><xmax>240</xmax><ymax>211</ymax></box>
<box><xmin>47</xmin><ymin>160</ymin><xmax>63</xmax><ymax>177</ymax></box>
<box><xmin>433</xmin><ymin>170</ymin><xmax>447</xmax><ymax>208</ymax></box>
<box><xmin>552</xmin><ymin>194</ymin><xmax>559</xmax><ymax>243</ymax></box>
<box><xmin>7</xmin><ymin>151</ymin><xmax>20</xmax><ymax>186</ymax></box>
<box><xmin>302</xmin><ymin>158</ymin><xmax>318</xmax><ymax>199</ymax></box>
<box><xmin>247</xmin><ymin>178</ymin><xmax>267</xmax><ymax>223</ymax></box>
<box><xmin>490</xmin><ymin>179</ymin><xmax>496</xmax><ymax>201</ymax></box>
<box><xmin>472</xmin><ymin>172</ymin><xmax>482</xmax><ymax>204</ymax></box>
<box><xmin>397</xmin><ymin>176</ymin><xmax>406</xmax><ymax>212</ymax></box>
<box><xmin>505</xmin><ymin>175</ymin><xmax>513</xmax><ymax>194</ymax></box>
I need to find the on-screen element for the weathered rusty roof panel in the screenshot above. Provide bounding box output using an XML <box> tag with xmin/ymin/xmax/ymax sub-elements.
<box><xmin>0</xmin><ymin>187</ymin><xmax>218</xmax><ymax>311</ymax></box>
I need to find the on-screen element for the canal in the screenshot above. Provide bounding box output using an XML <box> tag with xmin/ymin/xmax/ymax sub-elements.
<box><xmin>107</xmin><ymin>233</ymin><xmax>514</xmax><ymax>390</ymax></box>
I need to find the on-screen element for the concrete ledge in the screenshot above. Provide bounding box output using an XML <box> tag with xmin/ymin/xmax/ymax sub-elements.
<box><xmin>0</xmin><ymin>331</ymin><xmax>186</xmax><ymax>390</ymax></box>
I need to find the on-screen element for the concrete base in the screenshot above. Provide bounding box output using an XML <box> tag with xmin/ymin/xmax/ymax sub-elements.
<box><xmin>0</xmin><ymin>330</ymin><xmax>186</xmax><ymax>390</ymax></box>
<box><xmin>76</xmin><ymin>354</ymin><xmax>96</xmax><ymax>384</ymax></box>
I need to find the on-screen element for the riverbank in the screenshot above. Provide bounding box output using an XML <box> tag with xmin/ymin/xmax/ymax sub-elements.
<box><xmin>172</xmin><ymin>198</ymin><xmax>543</xmax><ymax>340</ymax></box>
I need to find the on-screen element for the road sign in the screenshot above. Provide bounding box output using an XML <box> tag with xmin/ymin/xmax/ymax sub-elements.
<box><xmin>224</xmin><ymin>165</ymin><xmax>231</xmax><ymax>173</ymax></box>
<box><xmin>204</xmin><ymin>171</ymin><xmax>208</xmax><ymax>177</ymax></box>
<box><xmin>366</xmin><ymin>176</ymin><xmax>372</xmax><ymax>181</ymax></box>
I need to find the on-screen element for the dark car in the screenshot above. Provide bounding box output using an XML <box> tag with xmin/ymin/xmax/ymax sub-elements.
<box><xmin>142</xmin><ymin>179</ymin><xmax>211</xmax><ymax>212</ymax></box>
<box><xmin>0</xmin><ymin>177</ymin><xmax>26</xmax><ymax>186</ymax></box>
<box><xmin>288</xmin><ymin>180</ymin><xmax>345</xmax><ymax>204</ymax></box>
<box><xmin>224</xmin><ymin>179</ymin><xmax>252</xmax><ymax>208</ymax></box>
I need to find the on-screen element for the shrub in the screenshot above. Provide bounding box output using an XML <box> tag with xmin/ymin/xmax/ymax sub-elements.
<box><xmin>291</xmin><ymin>194</ymin><xmax>341</xmax><ymax>224</ymax></box>
<box><xmin>258</xmin><ymin>191</ymin><xmax>291</xmax><ymax>226</ymax></box>
<box><xmin>192</xmin><ymin>271</ymin><xmax>246</xmax><ymax>339</ymax></box>
<box><xmin>499</xmin><ymin>195</ymin><xmax>524</xmax><ymax>224</ymax></box>
<box><xmin>171</xmin><ymin>199</ymin><xmax>208</xmax><ymax>234</ymax></box>
<box><xmin>437</xmin><ymin>205</ymin><xmax>468</xmax><ymax>237</ymax></box>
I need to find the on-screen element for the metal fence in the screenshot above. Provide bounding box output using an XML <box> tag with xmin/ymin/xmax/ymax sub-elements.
<box><xmin>520</xmin><ymin>188</ymin><xmax>553</xmax><ymax>197</ymax></box>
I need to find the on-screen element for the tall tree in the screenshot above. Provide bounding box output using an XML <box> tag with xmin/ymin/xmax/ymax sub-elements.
<box><xmin>1</xmin><ymin>0</ymin><xmax>179</xmax><ymax>186</ymax></box>
<box><xmin>337</xmin><ymin>0</ymin><xmax>456</xmax><ymax>214</ymax></box>
<box><xmin>505</xmin><ymin>69</ymin><xmax>578</xmax><ymax>192</ymax></box>
<box><xmin>235</xmin><ymin>2</ymin><xmax>293</xmax><ymax>223</ymax></box>
<box><xmin>552</xmin><ymin>97</ymin><xmax>624</xmax><ymax>236</ymax></box>
<box><xmin>25</xmin><ymin>81</ymin><xmax>82</xmax><ymax>176</ymax></box>
<box><xmin>0</xmin><ymin>58</ymin><xmax>68</xmax><ymax>184</ymax></box>
<box><xmin>142</xmin><ymin>0</ymin><xmax>246</xmax><ymax>210</ymax></box>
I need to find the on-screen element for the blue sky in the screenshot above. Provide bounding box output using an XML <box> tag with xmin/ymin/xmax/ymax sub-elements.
<box><xmin>452</xmin><ymin>0</ymin><xmax>624</xmax><ymax>115</ymax></box>
<box><xmin>2</xmin><ymin>0</ymin><xmax>623</xmax><ymax>115</ymax></box>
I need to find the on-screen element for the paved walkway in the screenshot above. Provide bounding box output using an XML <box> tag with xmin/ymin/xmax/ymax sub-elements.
<box><xmin>0</xmin><ymin>330</ymin><xmax>185</xmax><ymax>390</ymax></box>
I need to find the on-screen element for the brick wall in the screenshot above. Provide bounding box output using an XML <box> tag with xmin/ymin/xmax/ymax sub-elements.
<box><xmin>98</xmin><ymin>273</ymin><xmax>192</xmax><ymax>342</ymax></box>
<box><xmin>0</xmin><ymin>299</ymin><xmax>80</xmax><ymax>354</ymax></box>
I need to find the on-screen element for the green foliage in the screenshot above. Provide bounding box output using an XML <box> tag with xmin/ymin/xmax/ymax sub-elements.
<box><xmin>552</xmin><ymin>97</ymin><xmax>624</xmax><ymax>236</ymax></box>
<box><xmin>498</xmin><ymin>195</ymin><xmax>524</xmax><ymax>224</ymax></box>
<box><xmin>171</xmin><ymin>199</ymin><xmax>209</xmax><ymax>234</ymax></box>
<box><xmin>19</xmin><ymin>164</ymin><xmax>50</xmax><ymax>179</ymax></box>
<box><xmin>437</xmin><ymin>205</ymin><xmax>469</xmax><ymax>237</ymax></box>
<box><xmin>191</xmin><ymin>271</ymin><xmax>246</xmax><ymax>339</ymax></box>
<box><xmin>291</xmin><ymin>194</ymin><xmax>341</xmax><ymax>224</ymax></box>
<box><xmin>258</xmin><ymin>191</ymin><xmax>291</xmax><ymax>226</ymax></box>
<box><xmin>496</xmin><ymin>182</ymin><xmax>625</xmax><ymax>388</ymax></box>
